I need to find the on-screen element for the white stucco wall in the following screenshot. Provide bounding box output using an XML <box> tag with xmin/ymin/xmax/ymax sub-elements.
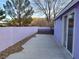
<box><xmin>0</xmin><ymin>27</ymin><xmax>38</xmax><ymax>52</ymax></box>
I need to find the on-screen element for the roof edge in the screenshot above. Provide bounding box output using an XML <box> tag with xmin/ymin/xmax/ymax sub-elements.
<box><xmin>55</xmin><ymin>0</ymin><xmax>79</xmax><ymax>20</ymax></box>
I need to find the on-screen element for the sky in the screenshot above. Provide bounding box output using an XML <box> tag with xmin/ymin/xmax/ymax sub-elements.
<box><xmin>0</xmin><ymin>0</ymin><xmax>6</xmax><ymax>9</ymax></box>
<box><xmin>30</xmin><ymin>0</ymin><xmax>72</xmax><ymax>18</ymax></box>
<box><xmin>0</xmin><ymin>0</ymin><xmax>72</xmax><ymax>19</ymax></box>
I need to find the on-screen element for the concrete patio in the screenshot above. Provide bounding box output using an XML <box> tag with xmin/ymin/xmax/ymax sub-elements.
<box><xmin>6</xmin><ymin>34</ymin><xmax>72</xmax><ymax>59</ymax></box>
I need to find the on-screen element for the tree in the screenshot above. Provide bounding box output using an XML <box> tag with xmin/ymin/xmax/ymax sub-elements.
<box><xmin>33</xmin><ymin>0</ymin><xmax>65</xmax><ymax>22</ymax></box>
<box><xmin>3</xmin><ymin>0</ymin><xmax>34</xmax><ymax>26</ymax></box>
<box><xmin>7</xmin><ymin>17</ymin><xmax>33</xmax><ymax>26</ymax></box>
<box><xmin>0</xmin><ymin>9</ymin><xmax>6</xmax><ymax>20</ymax></box>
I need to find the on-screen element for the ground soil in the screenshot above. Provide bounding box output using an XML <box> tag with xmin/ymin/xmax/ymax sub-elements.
<box><xmin>0</xmin><ymin>33</ymin><xmax>36</xmax><ymax>59</ymax></box>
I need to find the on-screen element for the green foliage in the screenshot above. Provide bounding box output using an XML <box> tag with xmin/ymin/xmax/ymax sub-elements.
<box><xmin>22</xmin><ymin>18</ymin><xmax>33</xmax><ymax>26</ymax></box>
<box><xmin>3</xmin><ymin>0</ymin><xmax>34</xmax><ymax>26</ymax></box>
<box><xmin>0</xmin><ymin>9</ymin><xmax>6</xmax><ymax>20</ymax></box>
<box><xmin>7</xmin><ymin>18</ymin><xmax>33</xmax><ymax>26</ymax></box>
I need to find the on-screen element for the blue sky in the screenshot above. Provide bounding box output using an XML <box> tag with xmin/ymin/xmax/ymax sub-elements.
<box><xmin>30</xmin><ymin>0</ymin><xmax>72</xmax><ymax>18</ymax></box>
<box><xmin>0</xmin><ymin>0</ymin><xmax>72</xmax><ymax>18</ymax></box>
<box><xmin>0</xmin><ymin>0</ymin><xmax>6</xmax><ymax>9</ymax></box>
<box><xmin>0</xmin><ymin>0</ymin><xmax>45</xmax><ymax>18</ymax></box>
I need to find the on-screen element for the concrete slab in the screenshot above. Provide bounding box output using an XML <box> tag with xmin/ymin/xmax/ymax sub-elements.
<box><xmin>6</xmin><ymin>34</ymin><xmax>72</xmax><ymax>59</ymax></box>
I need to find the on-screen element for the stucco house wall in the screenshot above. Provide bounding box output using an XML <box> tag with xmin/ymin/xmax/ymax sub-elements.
<box><xmin>74</xmin><ymin>2</ymin><xmax>79</xmax><ymax>59</ymax></box>
<box><xmin>54</xmin><ymin>1</ymin><xmax>79</xmax><ymax>59</ymax></box>
<box><xmin>54</xmin><ymin>18</ymin><xmax>62</xmax><ymax>45</ymax></box>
